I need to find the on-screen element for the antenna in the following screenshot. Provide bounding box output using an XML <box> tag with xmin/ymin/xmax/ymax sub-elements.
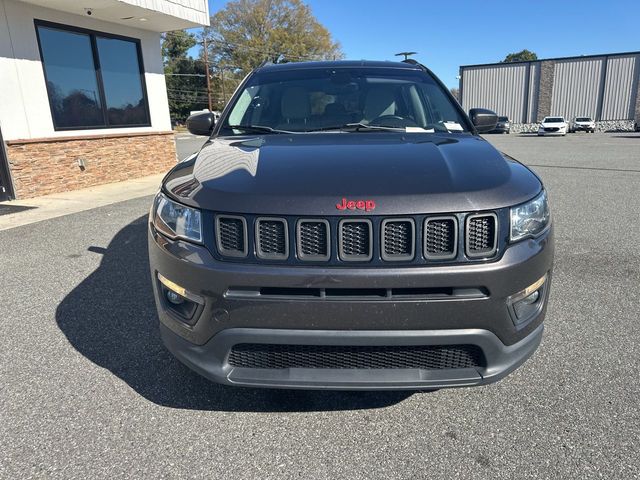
<box><xmin>395</xmin><ymin>51</ymin><xmax>417</xmax><ymax>61</ymax></box>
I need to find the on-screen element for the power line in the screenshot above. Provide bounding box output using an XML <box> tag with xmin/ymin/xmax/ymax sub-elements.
<box><xmin>165</xmin><ymin>73</ymin><xmax>206</xmax><ymax>77</ymax></box>
<box><xmin>200</xmin><ymin>37</ymin><xmax>324</xmax><ymax>62</ymax></box>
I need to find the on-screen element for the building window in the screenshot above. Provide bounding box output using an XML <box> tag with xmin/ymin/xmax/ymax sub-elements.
<box><xmin>35</xmin><ymin>21</ymin><xmax>151</xmax><ymax>130</ymax></box>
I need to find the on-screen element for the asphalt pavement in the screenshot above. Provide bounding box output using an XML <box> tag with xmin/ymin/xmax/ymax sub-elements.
<box><xmin>1</xmin><ymin>132</ymin><xmax>639</xmax><ymax>479</ymax></box>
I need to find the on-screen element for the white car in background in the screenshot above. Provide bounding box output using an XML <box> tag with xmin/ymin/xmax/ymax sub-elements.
<box><xmin>538</xmin><ymin>116</ymin><xmax>568</xmax><ymax>136</ymax></box>
<box><xmin>570</xmin><ymin>116</ymin><xmax>596</xmax><ymax>133</ymax></box>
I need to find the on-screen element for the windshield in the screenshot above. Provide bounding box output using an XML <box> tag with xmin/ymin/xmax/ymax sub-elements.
<box><xmin>576</xmin><ymin>117</ymin><xmax>592</xmax><ymax>122</ymax></box>
<box><xmin>498</xmin><ymin>116</ymin><xmax>509</xmax><ymax>122</ymax></box>
<box><xmin>219</xmin><ymin>67</ymin><xmax>469</xmax><ymax>134</ymax></box>
<box><xmin>544</xmin><ymin>117</ymin><xmax>564</xmax><ymax>123</ymax></box>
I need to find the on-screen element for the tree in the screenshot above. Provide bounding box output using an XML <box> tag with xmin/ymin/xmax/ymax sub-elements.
<box><xmin>450</xmin><ymin>88</ymin><xmax>460</xmax><ymax>102</ymax></box>
<box><xmin>162</xmin><ymin>30</ymin><xmax>196</xmax><ymax>61</ymax></box>
<box><xmin>202</xmin><ymin>0</ymin><xmax>343</xmax><ymax>79</ymax></box>
<box><xmin>162</xmin><ymin>31</ymin><xmax>208</xmax><ymax>122</ymax></box>
<box><xmin>502</xmin><ymin>49</ymin><xmax>538</xmax><ymax>63</ymax></box>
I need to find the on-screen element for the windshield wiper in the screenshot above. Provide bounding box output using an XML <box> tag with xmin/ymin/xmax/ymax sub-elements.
<box><xmin>306</xmin><ymin>123</ymin><xmax>405</xmax><ymax>133</ymax></box>
<box><xmin>226</xmin><ymin>124</ymin><xmax>294</xmax><ymax>134</ymax></box>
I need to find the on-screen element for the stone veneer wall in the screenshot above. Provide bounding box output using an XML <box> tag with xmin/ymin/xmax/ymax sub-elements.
<box><xmin>635</xmin><ymin>80</ymin><xmax>640</xmax><ymax>122</ymax></box>
<box><xmin>508</xmin><ymin>120</ymin><xmax>636</xmax><ymax>134</ymax></box>
<box><xmin>535</xmin><ymin>60</ymin><xmax>555</xmax><ymax>122</ymax></box>
<box><xmin>6</xmin><ymin>132</ymin><xmax>177</xmax><ymax>199</ymax></box>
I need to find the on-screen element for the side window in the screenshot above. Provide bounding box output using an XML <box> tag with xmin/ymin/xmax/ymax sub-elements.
<box><xmin>419</xmin><ymin>82</ymin><xmax>463</xmax><ymax>126</ymax></box>
<box><xmin>36</xmin><ymin>21</ymin><xmax>150</xmax><ymax>130</ymax></box>
<box><xmin>228</xmin><ymin>86</ymin><xmax>258</xmax><ymax>125</ymax></box>
<box><xmin>36</xmin><ymin>27</ymin><xmax>104</xmax><ymax>128</ymax></box>
<box><xmin>96</xmin><ymin>37</ymin><xmax>148</xmax><ymax>126</ymax></box>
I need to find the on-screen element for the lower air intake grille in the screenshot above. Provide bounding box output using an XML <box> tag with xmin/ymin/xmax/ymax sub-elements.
<box><xmin>256</xmin><ymin>218</ymin><xmax>288</xmax><ymax>259</ymax></box>
<box><xmin>339</xmin><ymin>220</ymin><xmax>372</xmax><ymax>261</ymax></box>
<box><xmin>466</xmin><ymin>214</ymin><xmax>497</xmax><ymax>257</ymax></box>
<box><xmin>216</xmin><ymin>216</ymin><xmax>247</xmax><ymax>257</ymax></box>
<box><xmin>228</xmin><ymin>344</ymin><xmax>485</xmax><ymax>370</ymax></box>
<box><xmin>298</xmin><ymin>220</ymin><xmax>330</xmax><ymax>260</ymax></box>
<box><xmin>382</xmin><ymin>219</ymin><xmax>414</xmax><ymax>260</ymax></box>
<box><xmin>425</xmin><ymin>217</ymin><xmax>457</xmax><ymax>260</ymax></box>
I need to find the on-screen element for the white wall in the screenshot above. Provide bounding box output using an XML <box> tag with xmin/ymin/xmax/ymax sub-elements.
<box><xmin>122</xmin><ymin>0</ymin><xmax>209</xmax><ymax>26</ymax></box>
<box><xmin>0</xmin><ymin>0</ymin><xmax>172</xmax><ymax>141</ymax></box>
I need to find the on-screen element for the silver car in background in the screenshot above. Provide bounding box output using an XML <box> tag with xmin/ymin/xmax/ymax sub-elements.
<box><xmin>570</xmin><ymin>117</ymin><xmax>596</xmax><ymax>133</ymax></box>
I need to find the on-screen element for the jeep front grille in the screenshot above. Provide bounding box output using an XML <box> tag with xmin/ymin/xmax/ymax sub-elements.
<box><xmin>466</xmin><ymin>213</ymin><xmax>497</xmax><ymax>258</ymax></box>
<box><xmin>382</xmin><ymin>219</ymin><xmax>414</xmax><ymax>261</ymax></box>
<box><xmin>256</xmin><ymin>218</ymin><xmax>288</xmax><ymax>259</ymax></box>
<box><xmin>424</xmin><ymin>216</ymin><xmax>457</xmax><ymax>260</ymax></box>
<box><xmin>216</xmin><ymin>215</ymin><xmax>247</xmax><ymax>257</ymax></box>
<box><xmin>297</xmin><ymin>220</ymin><xmax>330</xmax><ymax>260</ymax></box>
<box><xmin>228</xmin><ymin>343</ymin><xmax>485</xmax><ymax>370</ymax></box>
<box><xmin>212</xmin><ymin>211</ymin><xmax>500</xmax><ymax>265</ymax></box>
<box><xmin>339</xmin><ymin>220</ymin><xmax>372</xmax><ymax>261</ymax></box>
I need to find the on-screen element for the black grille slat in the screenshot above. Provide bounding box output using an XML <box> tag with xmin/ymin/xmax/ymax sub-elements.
<box><xmin>424</xmin><ymin>217</ymin><xmax>457</xmax><ymax>260</ymax></box>
<box><xmin>298</xmin><ymin>220</ymin><xmax>329</xmax><ymax>260</ymax></box>
<box><xmin>382</xmin><ymin>219</ymin><xmax>414</xmax><ymax>261</ymax></box>
<box><xmin>466</xmin><ymin>214</ymin><xmax>497</xmax><ymax>257</ymax></box>
<box><xmin>216</xmin><ymin>216</ymin><xmax>247</xmax><ymax>257</ymax></box>
<box><xmin>228</xmin><ymin>343</ymin><xmax>485</xmax><ymax>370</ymax></box>
<box><xmin>339</xmin><ymin>220</ymin><xmax>372</xmax><ymax>261</ymax></box>
<box><xmin>256</xmin><ymin>218</ymin><xmax>288</xmax><ymax>259</ymax></box>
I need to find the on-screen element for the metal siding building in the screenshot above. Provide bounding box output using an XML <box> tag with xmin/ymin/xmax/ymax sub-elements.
<box><xmin>460</xmin><ymin>52</ymin><xmax>640</xmax><ymax>125</ymax></box>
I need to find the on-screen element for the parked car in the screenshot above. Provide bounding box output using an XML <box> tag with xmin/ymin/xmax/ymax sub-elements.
<box><xmin>491</xmin><ymin>116</ymin><xmax>510</xmax><ymax>134</ymax></box>
<box><xmin>538</xmin><ymin>116</ymin><xmax>568</xmax><ymax>136</ymax></box>
<box><xmin>570</xmin><ymin>116</ymin><xmax>595</xmax><ymax>133</ymax></box>
<box><xmin>150</xmin><ymin>60</ymin><xmax>553</xmax><ymax>391</ymax></box>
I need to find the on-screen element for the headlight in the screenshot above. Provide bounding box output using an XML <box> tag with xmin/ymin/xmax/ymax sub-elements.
<box><xmin>510</xmin><ymin>190</ymin><xmax>550</xmax><ymax>242</ymax></box>
<box><xmin>152</xmin><ymin>192</ymin><xmax>202</xmax><ymax>243</ymax></box>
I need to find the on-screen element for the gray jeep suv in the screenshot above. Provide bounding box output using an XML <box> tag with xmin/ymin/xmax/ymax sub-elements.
<box><xmin>149</xmin><ymin>60</ymin><xmax>553</xmax><ymax>390</ymax></box>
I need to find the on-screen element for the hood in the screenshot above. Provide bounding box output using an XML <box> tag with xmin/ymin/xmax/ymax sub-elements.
<box><xmin>540</xmin><ymin>122</ymin><xmax>565</xmax><ymax>127</ymax></box>
<box><xmin>163</xmin><ymin>133</ymin><xmax>541</xmax><ymax>216</ymax></box>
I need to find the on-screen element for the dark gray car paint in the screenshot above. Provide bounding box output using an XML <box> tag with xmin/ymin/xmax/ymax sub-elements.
<box><xmin>163</xmin><ymin>133</ymin><xmax>541</xmax><ymax>216</ymax></box>
<box><xmin>149</xmin><ymin>60</ymin><xmax>554</xmax><ymax>390</ymax></box>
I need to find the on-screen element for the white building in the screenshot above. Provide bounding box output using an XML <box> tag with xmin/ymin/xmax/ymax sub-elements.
<box><xmin>0</xmin><ymin>0</ymin><xmax>209</xmax><ymax>200</ymax></box>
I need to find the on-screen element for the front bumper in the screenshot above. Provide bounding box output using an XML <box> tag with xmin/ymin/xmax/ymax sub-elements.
<box><xmin>538</xmin><ymin>128</ymin><xmax>566</xmax><ymax>135</ymax></box>
<box><xmin>149</xmin><ymin>224</ymin><xmax>553</xmax><ymax>390</ymax></box>
<box><xmin>160</xmin><ymin>323</ymin><xmax>543</xmax><ymax>390</ymax></box>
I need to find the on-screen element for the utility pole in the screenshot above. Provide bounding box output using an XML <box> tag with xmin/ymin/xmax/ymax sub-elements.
<box><xmin>220</xmin><ymin>67</ymin><xmax>226</xmax><ymax>106</ymax></box>
<box><xmin>395</xmin><ymin>51</ymin><xmax>417</xmax><ymax>61</ymax></box>
<box><xmin>202</xmin><ymin>37</ymin><xmax>213</xmax><ymax>112</ymax></box>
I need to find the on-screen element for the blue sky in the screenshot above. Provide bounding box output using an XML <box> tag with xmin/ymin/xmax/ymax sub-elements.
<box><xmin>205</xmin><ymin>0</ymin><xmax>639</xmax><ymax>88</ymax></box>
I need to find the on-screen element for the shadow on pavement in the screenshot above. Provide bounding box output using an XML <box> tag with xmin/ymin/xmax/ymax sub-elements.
<box><xmin>55</xmin><ymin>215</ymin><xmax>411</xmax><ymax>412</ymax></box>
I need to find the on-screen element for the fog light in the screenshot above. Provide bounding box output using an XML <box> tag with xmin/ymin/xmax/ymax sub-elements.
<box><xmin>157</xmin><ymin>273</ymin><xmax>203</xmax><ymax>324</ymax></box>
<box><xmin>508</xmin><ymin>274</ymin><xmax>548</xmax><ymax>326</ymax></box>
<box><xmin>166</xmin><ymin>290</ymin><xmax>184</xmax><ymax>305</ymax></box>
<box><xmin>157</xmin><ymin>272</ymin><xmax>203</xmax><ymax>304</ymax></box>
<box><xmin>520</xmin><ymin>290</ymin><xmax>540</xmax><ymax>305</ymax></box>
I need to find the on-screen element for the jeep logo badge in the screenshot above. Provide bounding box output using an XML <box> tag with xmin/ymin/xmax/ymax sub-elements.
<box><xmin>336</xmin><ymin>197</ymin><xmax>376</xmax><ymax>212</ymax></box>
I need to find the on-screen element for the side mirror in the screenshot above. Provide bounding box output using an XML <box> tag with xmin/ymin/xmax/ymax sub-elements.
<box><xmin>469</xmin><ymin>108</ymin><xmax>498</xmax><ymax>133</ymax></box>
<box><xmin>186</xmin><ymin>112</ymin><xmax>215</xmax><ymax>136</ymax></box>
